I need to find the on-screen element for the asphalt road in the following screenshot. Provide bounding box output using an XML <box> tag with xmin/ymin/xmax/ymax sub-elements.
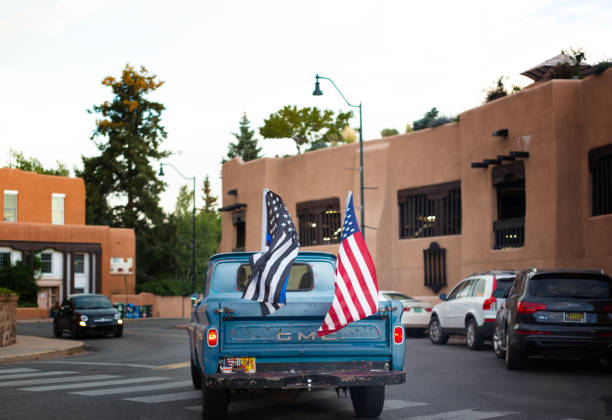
<box><xmin>3</xmin><ymin>320</ymin><xmax>611</xmax><ymax>420</ymax></box>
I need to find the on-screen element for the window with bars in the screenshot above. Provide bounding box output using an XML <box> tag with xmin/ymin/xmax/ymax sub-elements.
<box><xmin>52</xmin><ymin>194</ymin><xmax>65</xmax><ymax>224</ymax></box>
<box><xmin>40</xmin><ymin>253</ymin><xmax>53</xmax><ymax>274</ymax></box>
<box><xmin>0</xmin><ymin>252</ymin><xmax>10</xmax><ymax>269</ymax></box>
<box><xmin>3</xmin><ymin>190</ymin><xmax>17</xmax><ymax>222</ymax></box>
<box><xmin>297</xmin><ymin>198</ymin><xmax>342</xmax><ymax>246</ymax></box>
<box><xmin>398</xmin><ymin>181</ymin><xmax>461</xmax><ymax>239</ymax></box>
<box><xmin>589</xmin><ymin>144</ymin><xmax>612</xmax><ymax>216</ymax></box>
<box><xmin>492</xmin><ymin>162</ymin><xmax>525</xmax><ymax>249</ymax></box>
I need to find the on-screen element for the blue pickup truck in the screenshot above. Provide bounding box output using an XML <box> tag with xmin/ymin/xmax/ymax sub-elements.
<box><xmin>188</xmin><ymin>251</ymin><xmax>406</xmax><ymax>419</ymax></box>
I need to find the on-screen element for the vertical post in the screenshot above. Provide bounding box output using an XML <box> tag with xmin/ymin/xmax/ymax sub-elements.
<box><xmin>358</xmin><ymin>102</ymin><xmax>364</xmax><ymax>237</ymax></box>
<box><xmin>192</xmin><ymin>176</ymin><xmax>196</xmax><ymax>293</ymax></box>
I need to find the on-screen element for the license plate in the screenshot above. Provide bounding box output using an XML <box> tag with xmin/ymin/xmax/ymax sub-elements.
<box><xmin>223</xmin><ymin>357</ymin><xmax>256</xmax><ymax>373</ymax></box>
<box><xmin>564</xmin><ymin>312</ymin><xmax>586</xmax><ymax>323</ymax></box>
<box><xmin>414</xmin><ymin>308</ymin><xmax>422</xmax><ymax>313</ymax></box>
<box><xmin>96</xmin><ymin>318</ymin><xmax>110</xmax><ymax>322</ymax></box>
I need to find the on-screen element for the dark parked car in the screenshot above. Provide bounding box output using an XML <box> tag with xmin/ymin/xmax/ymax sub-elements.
<box><xmin>492</xmin><ymin>268</ymin><xmax>612</xmax><ymax>370</ymax></box>
<box><xmin>53</xmin><ymin>294</ymin><xmax>123</xmax><ymax>339</ymax></box>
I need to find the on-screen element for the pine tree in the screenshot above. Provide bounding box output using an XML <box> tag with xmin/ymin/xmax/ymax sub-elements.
<box><xmin>223</xmin><ymin>113</ymin><xmax>262</xmax><ymax>164</ymax></box>
<box><xmin>201</xmin><ymin>175</ymin><xmax>218</xmax><ymax>213</ymax></box>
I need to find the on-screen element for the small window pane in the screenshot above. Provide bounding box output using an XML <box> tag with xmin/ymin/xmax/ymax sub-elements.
<box><xmin>471</xmin><ymin>279</ymin><xmax>486</xmax><ymax>297</ymax></box>
<box><xmin>4</xmin><ymin>193</ymin><xmax>17</xmax><ymax>222</ymax></box>
<box><xmin>74</xmin><ymin>254</ymin><xmax>85</xmax><ymax>274</ymax></box>
<box><xmin>52</xmin><ymin>196</ymin><xmax>64</xmax><ymax>224</ymax></box>
<box><xmin>41</xmin><ymin>253</ymin><xmax>53</xmax><ymax>273</ymax></box>
<box><xmin>0</xmin><ymin>252</ymin><xmax>11</xmax><ymax>269</ymax></box>
<box><xmin>237</xmin><ymin>263</ymin><xmax>313</xmax><ymax>291</ymax></box>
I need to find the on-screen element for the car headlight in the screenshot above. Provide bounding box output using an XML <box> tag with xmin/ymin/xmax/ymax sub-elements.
<box><xmin>117</xmin><ymin>319</ymin><xmax>123</xmax><ymax>325</ymax></box>
<box><xmin>80</xmin><ymin>315</ymin><xmax>88</xmax><ymax>321</ymax></box>
<box><xmin>114</xmin><ymin>313</ymin><xmax>121</xmax><ymax>320</ymax></box>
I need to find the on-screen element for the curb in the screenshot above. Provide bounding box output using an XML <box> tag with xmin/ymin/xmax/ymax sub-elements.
<box><xmin>0</xmin><ymin>342</ymin><xmax>86</xmax><ymax>364</ymax></box>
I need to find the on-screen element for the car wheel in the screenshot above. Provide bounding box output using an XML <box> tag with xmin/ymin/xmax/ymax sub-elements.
<box><xmin>191</xmin><ymin>357</ymin><xmax>202</xmax><ymax>390</ymax></box>
<box><xmin>428</xmin><ymin>316</ymin><xmax>449</xmax><ymax>345</ymax></box>
<box><xmin>202</xmin><ymin>385</ymin><xmax>229</xmax><ymax>419</ymax></box>
<box><xmin>350</xmin><ymin>385</ymin><xmax>385</xmax><ymax>417</ymax></box>
<box><xmin>505</xmin><ymin>330</ymin><xmax>527</xmax><ymax>370</ymax></box>
<box><xmin>492</xmin><ymin>327</ymin><xmax>505</xmax><ymax>359</ymax></box>
<box><xmin>466</xmin><ymin>319</ymin><xmax>483</xmax><ymax>350</ymax></box>
<box><xmin>53</xmin><ymin>321</ymin><xmax>62</xmax><ymax>338</ymax></box>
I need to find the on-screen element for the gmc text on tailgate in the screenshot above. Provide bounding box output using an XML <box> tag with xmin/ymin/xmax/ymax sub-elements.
<box><xmin>188</xmin><ymin>251</ymin><xmax>406</xmax><ymax>419</ymax></box>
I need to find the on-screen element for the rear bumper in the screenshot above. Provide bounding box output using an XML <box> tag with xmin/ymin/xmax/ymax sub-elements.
<box><xmin>513</xmin><ymin>334</ymin><xmax>612</xmax><ymax>358</ymax></box>
<box><xmin>204</xmin><ymin>369</ymin><xmax>405</xmax><ymax>390</ymax></box>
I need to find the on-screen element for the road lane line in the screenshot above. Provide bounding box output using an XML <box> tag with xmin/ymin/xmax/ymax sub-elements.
<box><xmin>153</xmin><ymin>361</ymin><xmax>190</xmax><ymax>370</ymax></box>
<box><xmin>0</xmin><ymin>368</ymin><xmax>38</xmax><ymax>374</ymax></box>
<box><xmin>399</xmin><ymin>408</ymin><xmax>516</xmax><ymax>420</ymax></box>
<box><xmin>384</xmin><ymin>400</ymin><xmax>429</xmax><ymax>410</ymax></box>
<box><xmin>0</xmin><ymin>371</ymin><xmax>76</xmax><ymax>380</ymax></box>
<box><xmin>72</xmin><ymin>380</ymin><xmax>192</xmax><ymax>396</ymax></box>
<box><xmin>41</xmin><ymin>361</ymin><xmax>158</xmax><ymax>369</ymax></box>
<box><xmin>124</xmin><ymin>331</ymin><xmax>188</xmax><ymax>339</ymax></box>
<box><xmin>21</xmin><ymin>377</ymin><xmax>169</xmax><ymax>392</ymax></box>
<box><xmin>125</xmin><ymin>390</ymin><xmax>201</xmax><ymax>403</ymax></box>
<box><xmin>0</xmin><ymin>375</ymin><xmax>121</xmax><ymax>387</ymax></box>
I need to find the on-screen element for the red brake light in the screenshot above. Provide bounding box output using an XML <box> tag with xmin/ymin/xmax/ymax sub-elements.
<box><xmin>483</xmin><ymin>276</ymin><xmax>497</xmax><ymax>311</ymax></box>
<box><xmin>426</xmin><ymin>307</ymin><xmax>432</xmax><ymax>312</ymax></box>
<box><xmin>404</xmin><ymin>307</ymin><xmax>411</xmax><ymax>312</ymax></box>
<box><xmin>207</xmin><ymin>328</ymin><xmax>218</xmax><ymax>347</ymax></box>
<box><xmin>517</xmin><ymin>301</ymin><xmax>547</xmax><ymax>314</ymax></box>
<box><xmin>602</xmin><ymin>305</ymin><xmax>612</xmax><ymax>313</ymax></box>
<box><xmin>393</xmin><ymin>326</ymin><xmax>404</xmax><ymax>344</ymax></box>
<box><xmin>516</xmin><ymin>329</ymin><xmax>551</xmax><ymax>335</ymax></box>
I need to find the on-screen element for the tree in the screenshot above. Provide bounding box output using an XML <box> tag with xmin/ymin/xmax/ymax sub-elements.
<box><xmin>77</xmin><ymin>64</ymin><xmax>170</xmax><ymax>229</ymax></box>
<box><xmin>0</xmin><ymin>257</ymin><xmax>40</xmax><ymax>306</ymax></box>
<box><xmin>223</xmin><ymin>113</ymin><xmax>262</xmax><ymax>164</ymax></box>
<box><xmin>260</xmin><ymin>105</ymin><xmax>353</xmax><ymax>154</ymax></box>
<box><xmin>380</xmin><ymin>128</ymin><xmax>399</xmax><ymax>137</ymax></box>
<box><xmin>412</xmin><ymin>107</ymin><xmax>453</xmax><ymax>131</ymax></box>
<box><xmin>8</xmin><ymin>150</ymin><xmax>69</xmax><ymax>176</ymax></box>
<box><xmin>201</xmin><ymin>175</ymin><xmax>218</xmax><ymax>213</ymax></box>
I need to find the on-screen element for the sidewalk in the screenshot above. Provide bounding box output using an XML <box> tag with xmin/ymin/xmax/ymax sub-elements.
<box><xmin>0</xmin><ymin>335</ymin><xmax>85</xmax><ymax>364</ymax></box>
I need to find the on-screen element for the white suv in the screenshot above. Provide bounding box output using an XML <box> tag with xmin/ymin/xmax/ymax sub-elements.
<box><xmin>428</xmin><ymin>270</ymin><xmax>516</xmax><ymax>350</ymax></box>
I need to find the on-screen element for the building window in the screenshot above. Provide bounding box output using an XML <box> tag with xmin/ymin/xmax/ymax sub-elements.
<box><xmin>297</xmin><ymin>198</ymin><xmax>341</xmax><ymax>246</ymax></box>
<box><xmin>0</xmin><ymin>252</ymin><xmax>10</xmax><ymax>269</ymax></box>
<box><xmin>492</xmin><ymin>161</ymin><xmax>525</xmax><ymax>249</ymax></box>
<box><xmin>74</xmin><ymin>254</ymin><xmax>85</xmax><ymax>274</ymax></box>
<box><xmin>232</xmin><ymin>211</ymin><xmax>246</xmax><ymax>252</ymax></box>
<box><xmin>589</xmin><ymin>144</ymin><xmax>612</xmax><ymax>216</ymax></box>
<box><xmin>52</xmin><ymin>193</ymin><xmax>65</xmax><ymax>224</ymax></box>
<box><xmin>40</xmin><ymin>253</ymin><xmax>53</xmax><ymax>274</ymax></box>
<box><xmin>3</xmin><ymin>190</ymin><xmax>18</xmax><ymax>222</ymax></box>
<box><xmin>398</xmin><ymin>181</ymin><xmax>461</xmax><ymax>239</ymax></box>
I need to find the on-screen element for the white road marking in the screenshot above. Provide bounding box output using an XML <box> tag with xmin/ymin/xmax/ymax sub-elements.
<box><xmin>21</xmin><ymin>377</ymin><xmax>169</xmax><ymax>392</ymax></box>
<box><xmin>0</xmin><ymin>368</ymin><xmax>38</xmax><ymax>374</ymax></box>
<box><xmin>125</xmin><ymin>390</ymin><xmax>201</xmax><ymax>403</ymax></box>
<box><xmin>384</xmin><ymin>400</ymin><xmax>429</xmax><ymax>410</ymax></box>
<box><xmin>41</xmin><ymin>361</ymin><xmax>158</xmax><ymax>369</ymax></box>
<box><xmin>0</xmin><ymin>375</ymin><xmax>120</xmax><ymax>387</ymax></box>
<box><xmin>0</xmin><ymin>371</ymin><xmax>76</xmax><ymax>380</ymax></box>
<box><xmin>400</xmin><ymin>408</ymin><xmax>516</xmax><ymax>420</ymax></box>
<box><xmin>72</xmin><ymin>380</ymin><xmax>192</xmax><ymax>396</ymax></box>
<box><xmin>185</xmin><ymin>406</ymin><xmax>200</xmax><ymax>412</ymax></box>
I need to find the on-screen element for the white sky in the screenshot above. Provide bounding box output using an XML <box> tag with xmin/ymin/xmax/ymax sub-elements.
<box><xmin>1</xmin><ymin>0</ymin><xmax>611</xmax><ymax>212</ymax></box>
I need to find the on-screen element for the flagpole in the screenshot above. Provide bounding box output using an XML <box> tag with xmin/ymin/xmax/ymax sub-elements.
<box><xmin>261</xmin><ymin>188</ymin><xmax>268</xmax><ymax>249</ymax></box>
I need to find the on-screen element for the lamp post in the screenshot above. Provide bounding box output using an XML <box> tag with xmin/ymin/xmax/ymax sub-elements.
<box><xmin>159</xmin><ymin>163</ymin><xmax>196</xmax><ymax>292</ymax></box>
<box><xmin>313</xmin><ymin>74</ymin><xmax>365</xmax><ymax>236</ymax></box>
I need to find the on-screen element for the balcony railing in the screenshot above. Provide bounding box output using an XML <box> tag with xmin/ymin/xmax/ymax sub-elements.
<box><xmin>493</xmin><ymin>217</ymin><xmax>524</xmax><ymax>249</ymax></box>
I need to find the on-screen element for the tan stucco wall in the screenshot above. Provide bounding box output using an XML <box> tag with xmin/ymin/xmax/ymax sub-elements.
<box><xmin>220</xmin><ymin>69</ymin><xmax>612</xmax><ymax>297</ymax></box>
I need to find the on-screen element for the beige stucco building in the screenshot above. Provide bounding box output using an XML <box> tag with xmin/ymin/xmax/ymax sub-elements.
<box><xmin>219</xmin><ymin>69</ymin><xmax>612</xmax><ymax>298</ymax></box>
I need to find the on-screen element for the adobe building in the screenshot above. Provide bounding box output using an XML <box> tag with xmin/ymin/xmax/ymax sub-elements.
<box><xmin>219</xmin><ymin>68</ymin><xmax>612</xmax><ymax>299</ymax></box>
<box><xmin>0</xmin><ymin>168</ymin><xmax>136</xmax><ymax>310</ymax></box>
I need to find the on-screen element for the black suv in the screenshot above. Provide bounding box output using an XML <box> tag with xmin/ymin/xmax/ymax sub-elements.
<box><xmin>493</xmin><ymin>268</ymin><xmax>612</xmax><ymax>370</ymax></box>
<box><xmin>54</xmin><ymin>294</ymin><xmax>123</xmax><ymax>339</ymax></box>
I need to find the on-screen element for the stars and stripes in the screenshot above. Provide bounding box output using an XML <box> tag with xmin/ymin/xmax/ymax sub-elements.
<box><xmin>318</xmin><ymin>191</ymin><xmax>379</xmax><ymax>336</ymax></box>
<box><xmin>242</xmin><ymin>189</ymin><xmax>300</xmax><ymax>315</ymax></box>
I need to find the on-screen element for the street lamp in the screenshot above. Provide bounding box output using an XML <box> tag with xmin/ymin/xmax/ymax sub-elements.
<box><xmin>313</xmin><ymin>74</ymin><xmax>365</xmax><ymax>236</ymax></box>
<box><xmin>159</xmin><ymin>163</ymin><xmax>196</xmax><ymax>292</ymax></box>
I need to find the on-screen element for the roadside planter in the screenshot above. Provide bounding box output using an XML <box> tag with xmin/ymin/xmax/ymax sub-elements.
<box><xmin>0</xmin><ymin>290</ymin><xmax>18</xmax><ymax>347</ymax></box>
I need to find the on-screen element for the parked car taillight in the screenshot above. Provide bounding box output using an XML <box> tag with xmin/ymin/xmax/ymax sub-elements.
<box><xmin>425</xmin><ymin>307</ymin><xmax>432</xmax><ymax>312</ymax></box>
<box><xmin>602</xmin><ymin>305</ymin><xmax>612</xmax><ymax>313</ymax></box>
<box><xmin>517</xmin><ymin>301</ymin><xmax>547</xmax><ymax>314</ymax></box>
<box><xmin>207</xmin><ymin>328</ymin><xmax>218</xmax><ymax>347</ymax></box>
<box><xmin>483</xmin><ymin>276</ymin><xmax>497</xmax><ymax>311</ymax></box>
<box><xmin>393</xmin><ymin>326</ymin><xmax>404</xmax><ymax>344</ymax></box>
<box><xmin>404</xmin><ymin>307</ymin><xmax>411</xmax><ymax>312</ymax></box>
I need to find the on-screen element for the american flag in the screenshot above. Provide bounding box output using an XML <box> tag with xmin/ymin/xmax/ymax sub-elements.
<box><xmin>318</xmin><ymin>191</ymin><xmax>379</xmax><ymax>336</ymax></box>
<box><xmin>242</xmin><ymin>189</ymin><xmax>300</xmax><ymax>315</ymax></box>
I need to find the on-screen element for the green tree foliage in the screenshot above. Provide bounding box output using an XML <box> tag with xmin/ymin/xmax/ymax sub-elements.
<box><xmin>380</xmin><ymin>128</ymin><xmax>399</xmax><ymax>137</ymax></box>
<box><xmin>0</xmin><ymin>258</ymin><xmax>40</xmax><ymax>305</ymax></box>
<box><xmin>412</xmin><ymin>107</ymin><xmax>453</xmax><ymax>131</ymax></box>
<box><xmin>201</xmin><ymin>175</ymin><xmax>218</xmax><ymax>213</ymax></box>
<box><xmin>260</xmin><ymin>105</ymin><xmax>353</xmax><ymax>154</ymax></box>
<box><xmin>8</xmin><ymin>150</ymin><xmax>69</xmax><ymax>176</ymax></box>
<box><xmin>485</xmin><ymin>76</ymin><xmax>508</xmax><ymax>102</ymax></box>
<box><xmin>77</xmin><ymin>64</ymin><xmax>170</xmax><ymax>229</ymax></box>
<box><xmin>223</xmin><ymin>113</ymin><xmax>262</xmax><ymax>164</ymax></box>
<box><xmin>553</xmin><ymin>48</ymin><xmax>587</xmax><ymax>79</ymax></box>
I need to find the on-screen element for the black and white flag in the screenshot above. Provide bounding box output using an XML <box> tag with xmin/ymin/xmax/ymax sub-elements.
<box><xmin>242</xmin><ymin>189</ymin><xmax>300</xmax><ymax>315</ymax></box>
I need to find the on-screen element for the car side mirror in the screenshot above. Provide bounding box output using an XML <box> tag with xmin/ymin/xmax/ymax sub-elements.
<box><xmin>439</xmin><ymin>293</ymin><xmax>447</xmax><ymax>301</ymax></box>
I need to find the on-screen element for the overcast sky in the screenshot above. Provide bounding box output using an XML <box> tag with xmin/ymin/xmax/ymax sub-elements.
<box><xmin>1</xmin><ymin>0</ymin><xmax>611</xmax><ymax>212</ymax></box>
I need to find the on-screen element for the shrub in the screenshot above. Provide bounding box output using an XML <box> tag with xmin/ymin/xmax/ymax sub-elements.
<box><xmin>380</xmin><ymin>128</ymin><xmax>399</xmax><ymax>137</ymax></box>
<box><xmin>0</xmin><ymin>260</ymin><xmax>39</xmax><ymax>305</ymax></box>
<box><xmin>485</xmin><ymin>77</ymin><xmax>508</xmax><ymax>102</ymax></box>
<box><xmin>592</xmin><ymin>61</ymin><xmax>612</xmax><ymax>76</ymax></box>
<box><xmin>136</xmin><ymin>277</ymin><xmax>192</xmax><ymax>296</ymax></box>
<box><xmin>412</xmin><ymin>107</ymin><xmax>455</xmax><ymax>131</ymax></box>
<box><xmin>0</xmin><ymin>287</ymin><xmax>16</xmax><ymax>295</ymax></box>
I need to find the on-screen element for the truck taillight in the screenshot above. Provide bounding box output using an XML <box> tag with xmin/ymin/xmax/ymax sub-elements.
<box><xmin>207</xmin><ymin>328</ymin><xmax>218</xmax><ymax>347</ymax></box>
<box><xmin>393</xmin><ymin>326</ymin><xmax>404</xmax><ymax>344</ymax></box>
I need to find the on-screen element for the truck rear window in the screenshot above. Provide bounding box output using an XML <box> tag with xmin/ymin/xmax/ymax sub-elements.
<box><xmin>528</xmin><ymin>274</ymin><xmax>611</xmax><ymax>299</ymax></box>
<box><xmin>236</xmin><ymin>263</ymin><xmax>314</xmax><ymax>292</ymax></box>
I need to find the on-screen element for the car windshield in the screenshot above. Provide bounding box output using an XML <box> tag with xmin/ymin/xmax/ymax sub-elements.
<box><xmin>73</xmin><ymin>296</ymin><xmax>114</xmax><ymax>309</ymax></box>
<box><xmin>529</xmin><ymin>275</ymin><xmax>611</xmax><ymax>299</ymax></box>
<box><xmin>384</xmin><ymin>292</ymin><xmax>414</xmax><ymax>301</ymax></box>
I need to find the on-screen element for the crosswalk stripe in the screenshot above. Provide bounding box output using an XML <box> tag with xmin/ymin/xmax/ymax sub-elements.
<box><xmin>125</xmin><ymin>390</ymin><xmax>201</xmax><ymax>403</ymax></box>
<box><xmin>21</xmin><ymin>377</ymin><xmax>169</xmax><ymax>392</ymax></box>
<box><xmin>0</xmin><ymin>371</ymin><xmax>76</xmax><ymax>380</ymax></box>
<box><xmin>0</xmin><ymin>368</ymin><xmax>38</xmax><ymax>374</ymax></box>
<box><xmin>0</xmin><ymin>375</ymin><xmax>121</xmax><ymax>388</ymax></box>
<box><xmin>384</xmin><ymin>400</ymin><xmax>429</xmax><ymax>410</ymax></box>
<box><xmin>400</xmin><ymin>408</ymin><xmax>516</xmax><ymax>420</ymax></box>
<box><xmin>72</xmin><ymin>380</ymin><xmax>192</xmax><ymax>396</ymax></box>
